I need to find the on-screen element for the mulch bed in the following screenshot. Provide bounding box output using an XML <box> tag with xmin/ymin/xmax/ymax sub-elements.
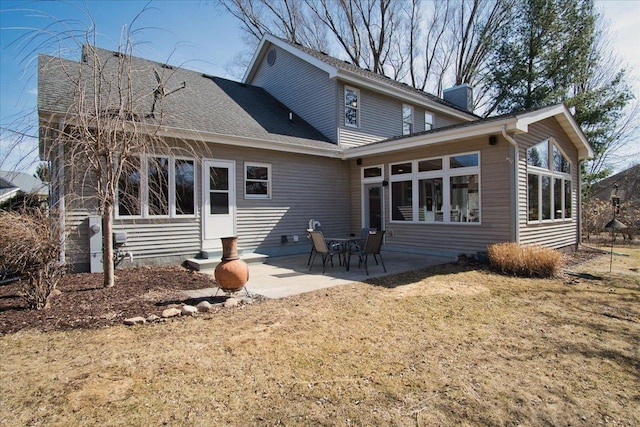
<box><xmin>0</xmin><ymin>266</ymin><xmax>218</xmax><ymax>335</ymax></box>
<box><xmin>0</xmin><ymin>247</ymin><xmax>608</xmax><ymax>335</ymax></box>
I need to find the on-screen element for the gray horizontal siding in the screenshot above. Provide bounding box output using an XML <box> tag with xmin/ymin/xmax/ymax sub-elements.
<box><xmin>235</xmin><ymin>148</ymin><xmax>351</xmax><ymax>256</ymax></box>
<box><xmin>338</xmin><ymin>128</ymin><xmax>385</xmax><ymax>148</ymax></box>
<box><xmin>112</xmin><ymin>220</ymin><xmax>200</xmax><ymax>259</ymax></box>
<box><xmin>516</xmin><ymin>118</ymin><xmax>580</xmax><ymax>248</ymax></box>
<box><xmin>250</xmin><ymin>45</ymin><xmax>337</xmax><ymax>143</ymax></box>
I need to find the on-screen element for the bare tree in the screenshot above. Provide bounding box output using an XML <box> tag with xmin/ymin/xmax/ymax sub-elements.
<box><xmin>12</xmin><ymin>6</ymin><xmax>206</xmax><ymax>288</ymax></box>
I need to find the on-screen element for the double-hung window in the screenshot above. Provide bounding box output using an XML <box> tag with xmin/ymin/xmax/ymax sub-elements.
<box><xmin>344</xmin><ymin>86</ymin><xmax>359</xmax><ymax>128</ymax></box>
<box><xmin>424</xmin><ymin>112</ymin><xmax>434</xmax><ymax>131</ymax></box>
<box><xmin>402</xmin><ymin>104</ymin><xmax>414</xmax><ymax>135</ymax></box>
<box><xmin>117</xmin><ymin>155</ymin><xmax>196</xmax><ymax>218</ymax></box>
<box><xmin>245</xmin><ymin>162</ymin><xmax>271</xmax><ymax>199</ymax></box>
<box><xmin>390</xmin><ymin>152</ymin><xmax>480</xmax><ymax>224</ymax></box>
<box><xmin>527</xmin><ymin>139</ymin><xmax>572</xmax><ymax>222</ymax></box>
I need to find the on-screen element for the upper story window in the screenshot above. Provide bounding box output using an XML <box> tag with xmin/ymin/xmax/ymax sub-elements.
<box><xmin>344</xmin><ymin>86</ymin><xmax>359</xmax><ymax>128</ymax></box>
<box><xmin>402</xmin><ymin>104</ymin><xmax>414</xmax><ymax>135</ymax></box>
<box><xmin>245</xmin><ymin>162</ymin><xmax>271</xmax><ymax>199</ymax></box>
<box><xmin>117</xmin><ymin>155</ymin><xmax>196</xmax><ymax>218</ymax></box>
<box><xmin>527</xmin><ymin>139</ymin><xmax>572</xmax><ymax>222</ymax></box>
<box><xmin>424</xmin><ymin>112</ymin><xmax>434</xmax><ymax>131</ymax></box>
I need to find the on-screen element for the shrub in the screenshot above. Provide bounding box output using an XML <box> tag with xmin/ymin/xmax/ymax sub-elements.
<box><xmin>487</xmin><ymin>242</ymin><xmax>564</xmax><ymax>278</ymax></box>
<box><xmin>0</xmin><ymin>209</ymin><xmax>65</xmax><ymax>309</ymax></box>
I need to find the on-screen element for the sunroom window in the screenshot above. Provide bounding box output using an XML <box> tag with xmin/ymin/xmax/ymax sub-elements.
<box><xmin>424</xmin><ymin>112</ymin><xmax>433</xmax><ymax>131</ymax></box>
<box><xmin>527</xmin><ymin>139</ymin><xmax>572</xmax><ymax>222</ymax></box>
<box><xmin>390</xmin><ymin>152</ymin><xmax>480</xmax><ymax>224</ymax></box>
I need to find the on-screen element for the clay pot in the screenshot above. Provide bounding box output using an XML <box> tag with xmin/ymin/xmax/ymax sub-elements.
<box><xmin>214</xmin><ymin>236</ymin><xmax>249</xmax><ymax>291</ymax></box>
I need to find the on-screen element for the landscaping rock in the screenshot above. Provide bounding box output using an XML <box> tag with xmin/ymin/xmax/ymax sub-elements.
<box><xmin>146</xmin><ymin>314</ymin><xmax>159</xmax><ymax>322</ymax></box>
<box><xmin>196</xmin><ymin>301</ymin><xmax>212</xmax><ymax>312</ymax></box>
<box><xmin>181</xmin><ymin>305</ymin><xmax>198</xmax><ymax>316</ymax></box>
<box><xmin>224</xmin><ymin>297</ymin><xmax>239</xmax><ymax>308</ymax></box>
<box><xmin>124</xmin><ymin>316</ymin><xmax>146</xmax><ymax>326</ymax></box>
<box><xmin>161</xmin><ymin>307</ymin><xmax>181</xmax><ymax>318</ymax></box>
<box><xmin>241</xmin><ymin>297</ymin><xmax>254</xmax><ymax>305</ymax></box>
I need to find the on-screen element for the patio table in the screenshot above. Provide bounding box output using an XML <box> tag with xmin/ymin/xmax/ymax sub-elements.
<box><xmin>324</xmin><ymin>236</ymin><xmax>360</xmax><ymax>271</ymax></box>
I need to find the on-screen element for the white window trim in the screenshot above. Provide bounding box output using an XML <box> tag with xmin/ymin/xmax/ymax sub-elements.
<box><xmin>403</xmin><ymin>104</ymin><xmax>414</xmax><ymax>135</ymax></box>
<box><xmin>526</xmin><ymin>139</ymin><xmax>573</xmax><ymax>224</ymax></box>
<box><xmin>115</xmin><ymin>154</ymin><xmax>197</xmax><ymax>219</ymax></box>
<box><xmin>344</xmin><ymin>85</ymin><xmax>360</xmax><ymax>128</ymax></box>
<box><xmin>389</xmin><ymin>151</ymin><xmax>481</xmax><ymax>225</ymax></box>
<box><xmin>244</xmin><ymin>162</ymin><xmax>271</xmax><ymax>200</ymax></box>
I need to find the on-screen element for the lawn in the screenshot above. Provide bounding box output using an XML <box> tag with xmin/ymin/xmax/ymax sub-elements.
<box><xmin>1</xmin><ymin>247</ymin><xmax>638</xmax><ymax>426</ymax></box>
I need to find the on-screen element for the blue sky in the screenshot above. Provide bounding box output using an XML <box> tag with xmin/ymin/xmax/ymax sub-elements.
<box><xmin>1</xmin><ymin>0</ymin><xmax>638</xmax><ymax>174</ymax></box>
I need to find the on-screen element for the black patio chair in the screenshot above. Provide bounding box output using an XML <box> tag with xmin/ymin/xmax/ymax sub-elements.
<box><xmin>351</xmin><ymin>230</ymin><xmax>386</xmax><ymax>275</ymax></box>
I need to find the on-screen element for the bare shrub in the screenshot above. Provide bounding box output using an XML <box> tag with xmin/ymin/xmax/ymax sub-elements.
<box><xmin>487</xmin><ymin>242</ymin><xmax>564</xmax><ymax>278</ymax></box>
<box><xmin>0</xmin><ymin>209</ymin><xmax>65</xmax><ymax>309</ymax></box>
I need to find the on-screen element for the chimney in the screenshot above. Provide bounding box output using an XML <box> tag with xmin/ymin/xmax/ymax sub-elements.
<box><xmin>443</xmin><ymin>84</ymin><xmax>473</xmax><ymax>113</ymax></box>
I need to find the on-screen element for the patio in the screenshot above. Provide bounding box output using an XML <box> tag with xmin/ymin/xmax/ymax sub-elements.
<box><xmin>195</xmin><ymin>251</ymin><xmax>455</xmax><ymax>299</ymax></box>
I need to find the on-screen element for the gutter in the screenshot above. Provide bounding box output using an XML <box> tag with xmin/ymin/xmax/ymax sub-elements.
<box><xmin>501</xmin><ymin>125</ymin><xmax>520</xmax><ymax>243</ymax></box>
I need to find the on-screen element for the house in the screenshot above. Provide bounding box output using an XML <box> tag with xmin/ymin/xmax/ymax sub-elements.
<box><xmin>38</xmin><ymin>34</ymin><xmax>593</xmax><ymax>273</ymax></box>
<box><xmin>589</xmin><ymin>164</ymin><xmax>640</xmax><ymax>204</ymax></box>
<box><xmin>0</xmin><ymin>170</ymin><xmax>48</xmax><ymax>207</ymax></box>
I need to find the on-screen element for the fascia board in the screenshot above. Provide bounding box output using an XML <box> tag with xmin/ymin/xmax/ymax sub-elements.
<box><xmin>243</xmin><ymin>34</ymin><xmax>338</xmax><ymax>83</ymax></box>
<box><xmin>335</xmin><ymin>69</ymin><xmax>477</xmax><ymax>122</ymax></box>
<box><xmin>342</xmin><ymin>118</ymin><xmax>519</xmax><ymax>158</ymax></box>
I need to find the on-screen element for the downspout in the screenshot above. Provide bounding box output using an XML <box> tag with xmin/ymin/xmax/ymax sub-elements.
<box><xmin>501</xmin><ymin>126</ymin><xmax>520</xmax><ymax>243</ymax></box>
<box><xmin>577</xmin><ymin>160</ymin><xmax>585</xmax><ymax>249</ymax></box>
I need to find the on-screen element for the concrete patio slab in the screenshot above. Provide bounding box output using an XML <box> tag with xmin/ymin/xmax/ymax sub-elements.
<box><xmin>191</xmin><ymin>251</ymin><xmax>454</xmax><ymax>299</ymax></box>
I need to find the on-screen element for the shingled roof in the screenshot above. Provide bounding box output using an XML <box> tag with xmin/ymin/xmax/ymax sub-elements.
<box><xmin>38</xmin><ymin>46</ymin><xmax>336</xmax><ymax>151</ymax></box>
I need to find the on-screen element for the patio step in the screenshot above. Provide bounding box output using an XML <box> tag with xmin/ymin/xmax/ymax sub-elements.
<box><xmin>184</xmin><ymin>252</ymin><xmax>268</xmax><ymax>271</ymax></box>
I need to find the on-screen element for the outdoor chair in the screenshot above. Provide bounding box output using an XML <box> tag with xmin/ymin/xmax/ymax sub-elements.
<box><xmin>351</xmin><ymin>230</ymin><xmax>386</xmax><ymax>275</ymax></box>
<box><xmin>308</xmin><ymin>230</ymin><xmax>342</xmax><ymax>273</ymax></box>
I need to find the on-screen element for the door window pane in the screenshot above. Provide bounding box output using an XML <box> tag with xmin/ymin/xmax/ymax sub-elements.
<box><xmin>210</xmin><ymin>167</ymin><xmax>229</xmax><ymax>190</ymax></box>
<box><xmin>210</xmin><ymin>193</ymin><xmax>229</xmax><ymax>215</ymax></box>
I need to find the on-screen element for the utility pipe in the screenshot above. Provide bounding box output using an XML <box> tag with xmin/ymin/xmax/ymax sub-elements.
<box><xmin>502</xmin><ymin>125</ymin><xmax>520</xmax><ymax>243</ymax></box>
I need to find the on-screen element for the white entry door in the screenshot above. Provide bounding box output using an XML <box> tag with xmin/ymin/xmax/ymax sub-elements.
<box><xmin>202</xmin><ymin>159</ymin><xmax>236</xmax><ymax>249</ymax></box>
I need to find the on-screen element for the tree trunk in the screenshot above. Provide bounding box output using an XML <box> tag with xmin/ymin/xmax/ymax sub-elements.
<box><xmin>102</xmin><ymin>204</ymin><xmax>115</xmax><ymax>288</ymax></box>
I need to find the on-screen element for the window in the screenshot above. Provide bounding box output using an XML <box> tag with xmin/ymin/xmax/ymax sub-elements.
<box><xmin>118</xmin><ymin>157</ymin><xmax>141</xmax><ymax>216</ymax></box>
<box><xmin>245</xmin><ymin>163</ymin><xmax>271</xmax><ymax>199</ymax></box>
<box><xmin>175</xmin><ymin>159</ymin><xmax>195</xmax><ymax>215</ymax></box>
<box><xmin>390</xmin><ymin>152</ymin><xmax>480</xmax><ymax>224</ymax></box>
<box><xmin>363</xmin><ymin>166</ymin><xmax>382</xmax><ymax>179</ymax></box>
<box><xmin>527</xmin><ymin>139</ymin><xmax>572</xmax><ymax>222</ymax></box>
<box><xmin>117</xmin><ymin>155</ymin><xmax>196</xmax><ymax>218</ymax></box>
<box><xmin>148</xmin><ymin>157</ymin><xmax>169</xmax><ymax>216</ymax></box>
<box><xmin>344</xmin><ymin>86</ymin><xmax>359</xmax><ymax>127</ymax></box>
<box><xmin>424</xmin><ymin>112</ymin><xmax>433</xmax><ymax>131</ymax></box>
<box><xmin>403</xmin><ymin>104</ymin><xmax>413</xmax><ymax>135</ymax></box>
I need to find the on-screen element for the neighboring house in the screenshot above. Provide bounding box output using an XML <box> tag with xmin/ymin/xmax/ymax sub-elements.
<box><xmin>589</xmin><ymin>164</ymin><xmax>640</xmax><ymax>204</ymax></box>
<box><xmin>0</xmin><ymin>170</ymin><xmax>48</xmax><ymax>206</ymax></box>
<box><xmin>38</xmin><ymin>34</ymin><xmax>593</xmax><ymax>272</ymax></box>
